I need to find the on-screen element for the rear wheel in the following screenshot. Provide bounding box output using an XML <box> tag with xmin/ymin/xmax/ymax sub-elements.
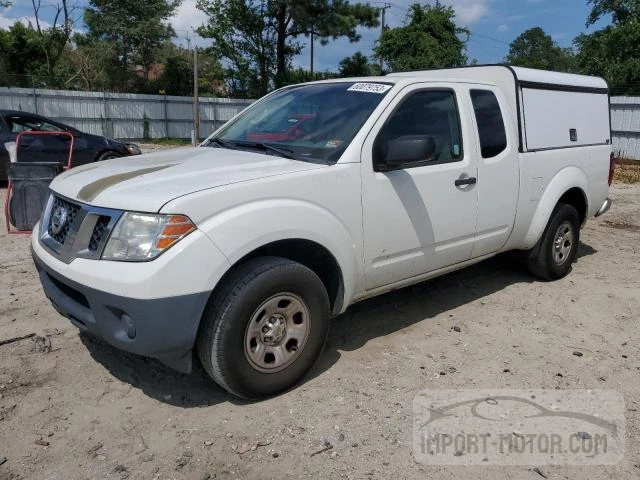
<box><xmin>197</xmin><ymin>256</ymin><xmax>330</xmax><ymax>399</ymax></box>
<box><xmin>526</xmin><ymin>203</ymin><xmax>580</xmax><ymax>280</ymax></box>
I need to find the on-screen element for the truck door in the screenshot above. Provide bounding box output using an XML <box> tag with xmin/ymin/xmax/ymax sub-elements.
<box><xmin>361</xmin><ymin>84</ymin><xmax>479</xmax><ymax>290</ymax></box>
<box><xmin>467</xmin><ymin>88</ymin><xmax>519</xmax><ymax>257</ymax></box>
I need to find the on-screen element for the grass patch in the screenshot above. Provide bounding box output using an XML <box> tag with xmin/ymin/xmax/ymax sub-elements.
<box><xmin>145</xmin><ymin>138</ymin><xmax>192</xmax><ymax>146</ymax></box>
<box><xmin>613</xmin><ymin>157</ymin><xmax>640</xmax><ymax>184</ymax></box>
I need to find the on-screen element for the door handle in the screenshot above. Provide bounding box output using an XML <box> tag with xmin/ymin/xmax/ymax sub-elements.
<box><xmin>455</xmin><ymin>176</ymin><xmax>477</xmax><ymax>187</ymax></box>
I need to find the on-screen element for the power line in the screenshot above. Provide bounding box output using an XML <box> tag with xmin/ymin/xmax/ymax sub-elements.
<box><xmin>470</xmin><ymin>31</ymin><xmax>511</xmax><ymax>46</ymax></box>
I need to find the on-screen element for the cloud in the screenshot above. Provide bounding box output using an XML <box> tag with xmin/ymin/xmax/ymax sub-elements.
<box><xmin>170</xmin><ymin>0</ymin><xmax>209</xmax><ymax>47</ymax></box>
<box><xmin>497</xmin><ymin>24</ymin><xmax>509</xmax><ymax>33</ymax></box>
<box><xmin>0</xmin><ymin>14</ymin><xmax>51</xmax><ymax>30</ymax></box>
<box><xmin>444</xmin><ymin>0</ymin><xmax>491</xmax><ymax>25</ymax></box>
<box><xmin>388</xmin><ymin>0</ymin><xmax>491</xmax><ymax>27</ymax></box>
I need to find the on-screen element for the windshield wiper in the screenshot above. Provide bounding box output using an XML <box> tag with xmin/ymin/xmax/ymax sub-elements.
<box><xmin>208</xmin><ymin>138</ymin><xmax>238</xmax><ymax>150</ymax></box>
<box><xmin>210</xmin><ymin>139</ymin><xmax>323</xmax><ymax>163</ymax></box>
<box><xmin>230</xmin><ymin>141</ymin><xmax>302</xmax><ymax>161</ymax></box>
<box><xmin>254</xmin><ymin>142</ymin><xmax>299</xmax><ymax>160</ymax></box>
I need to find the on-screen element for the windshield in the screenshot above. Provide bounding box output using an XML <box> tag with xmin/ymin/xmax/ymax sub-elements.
<box><xmin>206</xmin><ymin>82</ymin><xmax>393</xmax><ymax>163</ymax></box>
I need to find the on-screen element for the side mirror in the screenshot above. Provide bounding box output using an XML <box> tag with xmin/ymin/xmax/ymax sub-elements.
<box><xmin>383</xmin><ymin>135</ymin><xmax>437</xmax><ymax>167</ymax></box>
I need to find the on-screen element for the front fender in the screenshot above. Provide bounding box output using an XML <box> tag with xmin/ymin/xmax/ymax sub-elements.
<box><xmin>523</xmin><ymin>166</ymin><xmax>589</xmax><ymax>249</ymax></box>
<box><xmin>197</xmin><ymin>198</ymin><xmax>362</xmax><ymax>311</ymax></box>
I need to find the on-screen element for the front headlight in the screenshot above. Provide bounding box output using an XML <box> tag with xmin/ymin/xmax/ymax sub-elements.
<box><xmin>125</xmin><ymin>143</ymin><xmax>142</xmax><ymax>155</ymax></box>
<box><xmin>102</xmin><ymin>212</ymin><xmax>195</xmax><ymax>261</ymax></box>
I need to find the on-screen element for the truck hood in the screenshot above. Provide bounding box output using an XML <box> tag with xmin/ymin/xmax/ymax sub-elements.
<box><xmin>50</xmin><ymin>146</ymin><xmax>326</xmax><ymax>212</ymax></box>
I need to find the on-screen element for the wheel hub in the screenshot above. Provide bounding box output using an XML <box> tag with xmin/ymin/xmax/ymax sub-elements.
<box><xmin>552</xmin><ymin>221</ymin><xmax>574</xmax><ymax>265</ymax></box>
<box><xmin>244</xmin><ymin>293</ymin><xmax>311</xmax><ymax>373</ymax></box>
<box><xmin>261</xmin><ymin>314</ymin><xmax>287</xmax><ymax>345</ymax></box>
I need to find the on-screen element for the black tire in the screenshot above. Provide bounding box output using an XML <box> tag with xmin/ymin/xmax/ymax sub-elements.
<box><xmin>526</xmin><ymin>203</ymin><xmax>580</xmax><ymax>280</ymax></box>
<box><xmin>96</xmin><ymin>151</ymin><xmax>121</xmax><ymax>161</ymax></box>
<box><xmin>197</xmin><ymin>256</ymin><xmax>330</xmax><ymax>399</ymax></box>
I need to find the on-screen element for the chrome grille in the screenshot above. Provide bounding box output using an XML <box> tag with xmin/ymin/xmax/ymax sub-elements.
<box><xmin>47</xmin><ymin>196</ymin><xmax>80</xmax><ymax>244</ymax></box>
<box><xmin>40</xmin><ymin>194</ymin><xmax>122</xmax><ymax>264</ymax></box>
<box><xmin>88</xmin><ymin>216</ymin><xmax>111</xmax><ymax>251</ymax></box>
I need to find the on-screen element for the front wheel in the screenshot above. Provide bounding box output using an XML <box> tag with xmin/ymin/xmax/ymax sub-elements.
<box><xmin>96</xmin><ymin>151</ymin><xmax>121</xmax><ymax>161</ymax></box>
<box><xmin>526</xmin><ymin>203</ymin><xmax>580</xmax><ymax>280</ymax></box>
<box><xmin>197</xmin><ymin>257</ymin><xmax>330</xmax><ymax>399</ymax></box>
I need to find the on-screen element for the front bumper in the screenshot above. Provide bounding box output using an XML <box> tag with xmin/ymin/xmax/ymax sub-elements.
<box><xmin>33</xmin><ymin>247</ymin><xmax>210</xmax><ymax>373</ymax></box>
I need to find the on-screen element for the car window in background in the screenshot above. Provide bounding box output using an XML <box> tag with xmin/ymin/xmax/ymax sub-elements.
<box><xmin>6</xmin><ymin>116</ymin><xmax>64</xmax><ymax>133</ymax></box>
<box><xmin>210</xmin><ymin>82</ymin><xmax>393</xmax><ymax>163</ymax></box>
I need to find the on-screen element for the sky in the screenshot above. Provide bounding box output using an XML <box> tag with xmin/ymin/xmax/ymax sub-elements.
<box><xmin>0</xmin><ymin>0</ymin><xmax>611</xmax><ymax>72</ymax></box>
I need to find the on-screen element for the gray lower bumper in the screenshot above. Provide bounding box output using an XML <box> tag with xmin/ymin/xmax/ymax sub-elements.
<box><xmin>32</xmin><ymin>248</ymin><xmax>210</xmax><ymax>373</ymax></box>
<box><xmin>595</xmin><ymin>197</ymin><xmax>612</xmax><ymax>217</ymax></box>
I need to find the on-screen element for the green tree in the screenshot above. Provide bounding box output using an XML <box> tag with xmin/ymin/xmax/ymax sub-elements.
<box><xmin>151</xmin><ymin>46</ymin><xmax>224</xmax><ymax>96</ymax></box>
<box><xmin>286</xmin><ymin>67</ymin><xmax>338</xmax><ymax>84</ymax></box>
<box><xmin>0</xmin><ymin>23</ymin><xmax>49</xmax><ymax>87</ymax></box>
<box><xmin>30</xmin><ymin>0</ymin><xmax>76</xmax><ymax>80</ymax></box>
<box><xmin>575</xmin><ymin>0</ymin><xmax>640</xmax><ymax>94</ymax></box>
<box><xmin>506</xmin><ymin>27</ymin><xmax>577</xmax><ymax>72</ymax></box>
<box><xmin>64</xmin><ymin>33</ymin><xmax>115</xmax><ymax>90</ymax></box>
<box><xmin>374</xmin><ymin>3</ymin><xmax>468</xmax><ymax>72</ymax></box>
<box><xmin>586</xmin><ymin>0</ymin><xmax>640</xmax><ymax>26</ymax></box>
<box><xmin>338</xmin><ymin>51</ymin><xmax>380</xmax><ymax>77</ymax></box>
<box><xmin>84</xmin><ymin>0</ymin><xmax>180</xmax><ymax>88</ymax></box>
<box><xmin>0</xmin><ymin>2</ymin><xmax>77</xmax><ymax>87</ymax></box>
<box><xmin>196</xmin><ymin>0</ymin><xmax>379</xmax><ymax>96</ymax></box>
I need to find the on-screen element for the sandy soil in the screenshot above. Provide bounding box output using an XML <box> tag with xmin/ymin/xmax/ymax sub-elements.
<box><xmin>0</xmin><ymin>182</ymin><xmax>639</xmax><ymax>480</ymax></box>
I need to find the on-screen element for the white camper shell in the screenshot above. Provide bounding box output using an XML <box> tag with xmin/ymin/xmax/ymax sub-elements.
<box><xmin>389</xmin><ymin>65</ymin><xmax>611</xmax><ymax>152</ymax></box>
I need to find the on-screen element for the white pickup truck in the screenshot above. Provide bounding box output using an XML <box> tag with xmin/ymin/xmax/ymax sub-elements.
<box><xmin>32</xmin><ymin>66</ymin><xmax>614</xmax><ymax>398</ymax></box>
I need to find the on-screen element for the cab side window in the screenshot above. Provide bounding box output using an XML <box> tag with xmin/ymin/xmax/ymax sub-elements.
<box><xmin>6</xmin><ymin>115</ymin><xmax>64</xmax><ymax>133</ymax></box>
<box><xmin>470</xmin><ymin>90</ymin><xmax>507</xmax><ymax>158</ymax></box>
<box><xmin>374</xmin><ymin>90</ymin><xmax>463</xmax><ymax>170</ymax></box>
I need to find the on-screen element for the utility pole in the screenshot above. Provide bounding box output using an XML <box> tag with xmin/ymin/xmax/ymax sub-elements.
<box><xmin>379</xmin><ymin>3</ymin><xmax>391</xmax><ymax>72</ymax></box>
<box><xmin>193</xmin><ymin>46</ymin><xmax>200</xmax><ymax>145</ymax></box>
<box><xmin>310</xmin><ymin>27</ymin><xmax>315</xmax><ymax>76</ymax></box>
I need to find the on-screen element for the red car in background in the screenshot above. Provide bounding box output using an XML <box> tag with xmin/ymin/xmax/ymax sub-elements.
<box><xmin>246</xmin><ymin>114</ymin><xmax>314</xmax><ymax>142</ymax></box>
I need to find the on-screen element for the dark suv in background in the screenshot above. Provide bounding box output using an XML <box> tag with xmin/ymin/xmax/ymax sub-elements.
<box><xmin>0</xmin><ymin>110</ymin><xmax>141</xmax><ymax>181</ymax></box>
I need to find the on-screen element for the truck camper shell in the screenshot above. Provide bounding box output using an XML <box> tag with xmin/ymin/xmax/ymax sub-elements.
<box><xmin>388</xmin><ymin>65</ymin><xmax>611</xmax><ymax>153</ymax></box>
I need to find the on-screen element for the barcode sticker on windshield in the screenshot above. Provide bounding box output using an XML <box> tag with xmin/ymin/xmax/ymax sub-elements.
<box><xmin>347</xmin><ymin>83</ymin><xmax>392</xmax><ymax>94</ymax></box>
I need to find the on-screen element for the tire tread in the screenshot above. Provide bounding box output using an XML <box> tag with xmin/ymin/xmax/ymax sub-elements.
<box><xmin>526</xmin><ymin>202</ymin><xmax>580</xmax><ymax>281</ymax></box>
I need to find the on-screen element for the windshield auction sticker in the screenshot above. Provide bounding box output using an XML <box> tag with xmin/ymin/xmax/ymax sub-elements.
<box><xmin>413</xmin><ymin>389</ymin><xmax>624</xmax><ymax>465</ymax></box>
<box><xmin>347</xmin><ymin>83</ymin><xmax>392</xmax><ymax>94</ymax></box>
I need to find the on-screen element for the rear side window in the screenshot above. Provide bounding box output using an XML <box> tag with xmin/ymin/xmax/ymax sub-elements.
<box><xmin>470</xmin><ymin>90</ymin><xmax>507</xmax><ymax>158</ymax></box>
<box><xmin>6</xmin><ymin>115</ymin><xmax>64</xmax><ymax>133</ymax></box>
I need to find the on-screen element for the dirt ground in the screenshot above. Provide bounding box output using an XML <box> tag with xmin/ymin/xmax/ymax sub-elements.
<box><xmin>0</xmin><ymin>177</ymin><xmax>639</xmax><ymax>480</ymax></box>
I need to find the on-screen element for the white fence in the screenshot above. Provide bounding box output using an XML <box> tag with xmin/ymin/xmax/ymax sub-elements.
<box><xmin>1</xmin><ymin>87</ymin><xmax>639</xmax><ymax>158</ymax></box>
<box><xmin>611</xmin><ymin>96</ymin><xmax>640</xmax><ymax>160</ymax></box>
<box><xmin>0</xmin><ymin>87</ymin><xmax>254</xmax><ymax>140</ymax></box>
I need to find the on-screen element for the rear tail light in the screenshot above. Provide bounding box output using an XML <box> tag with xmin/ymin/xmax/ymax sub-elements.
<box><xmin>608</xmin><ymin>152</ymin><xmax>616</xmax><ymax>186</ymax></box>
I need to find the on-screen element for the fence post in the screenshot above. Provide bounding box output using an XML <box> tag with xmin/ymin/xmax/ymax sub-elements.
<box><xmin>164</xmin><ymin>93</ymin><xmax>169</xmax><ymax>139</ymax></box>
<box><xmin>213</xmin><ymin>97</ymin><xmax>218</xmax><ymax>132</ymax></box>
<box><xmin>103</xmin><ymin>91</ymin><xmax>113</xmax><ymax>139</ymax></box>
<box><xmin>31</xmin><ymin>76</ymin><xmax>39</xmax><ymax>114</ymax></box>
